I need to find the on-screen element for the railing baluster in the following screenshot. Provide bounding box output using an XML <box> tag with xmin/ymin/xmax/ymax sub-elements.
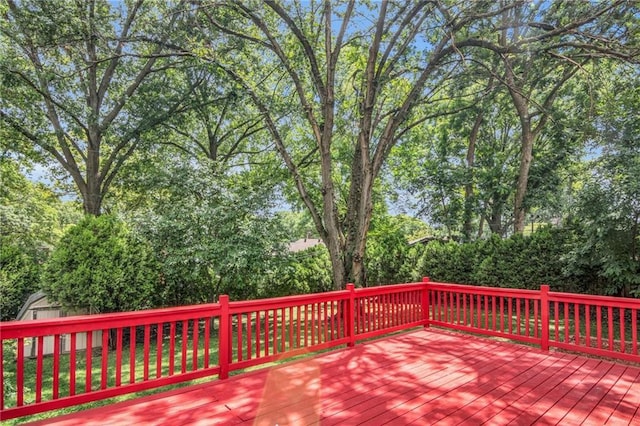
<box><xmin>596</xmin><ymin>306</ymin><xmax>602</xmax><ymax>349</ymax></box>
<box><xmin>575</xmin><ymin>304</ymin><xmax>581</xmax><ymax>346</ymax></box>
<box><xmin>101</xmin><ymin>330</ymin><xmax>108</xmax><ymax>390</ymax></box>
<box><xmin>289</xmin><ymin>306</ymin><xmax>294</xmax><ymax>347</ymax></box>
<box><xmin>53</xmin><ymin>334</ymin><xmax>60</xmax><ymax>399</ymax></box>
<box><xmin>246</xmin><ymin>312</ymin><xmax>252</xmax><ymax>359</ymax></box>
<box><xmin>169</xmin><ymin>322</ymin><xmax>175</xmax><ymax>376</ymax></box>
<box><xmin>256</xmin><ymin>311</ymin><xmax>262</xmax><ymax>358</ymax></box>
<box><xmin>0</xmin><ymin>340</ymin><xmax>4</xmax><ymax>410</ymax></box>
<box><xmin>524</xmin><ymin>299</ymin><xmax>530</xmax><ymax>337</ymax></box>
<box><xmin>86</xmin><ymin>331</ymin><xmax>93</xmax><ymax>393</ymax></box>
<box><xmin>156</xmin><ymin>323</ymin><xmax>163</xmax><ymax>378</ymax></box>
<box><xmin>129</xmin><ymin>327</ymin><xmax>136</xmax><ymax>383</ymax></box>
<box><xmin>632</xmin><ymin>309</ymin><xmax>638</xmax><ymax>355</ymax></box>
<box><xmin>237</xmin><ymin>315</ymin><xmax>243</xmax><ymax>362</ymax></box>
<box><xmin>70</xmin><ymin>333</ymin><xmax>76</xmax><ymax>395</ymax></box>
<box><xmin>585</xmin><ymin>305</ymin><xmax>591</xmax><ymax>348</ymax></box>
<box><xmin>554</xmin><ymin>301</ymin><xmax>559</xmax><ymax>342</ymax></box>
<box><xmin>192</xmin><ymin>319</ymin><xmax>199</xmax><ymax>371</ymax></box>
<box><xmin>564</xmin><ymin>303</ymin><xmax>569</xmax><ymax>344</ymax></box>
<box><xmin>17</xmin><ymin>338</ymin><xmax>24</xmax><ymax>406</ymax></box>
<box><xmin>296</xmin><ymin>306</ymin><xmax>301</xmax><ymax>347</ymax></box>
<box><xmin>608</xmin><ymin>306</ymin><xmax>614</xmax><ymax>350</ymax></box>
<box><xmin>204</xmin><ymin>318</ymin><xmax>210</xmax><ymax>368</ymax></box>
<box><xmin>116</xmin><ymin>328</ymin><xmax>123</xmax><ymax>386</ymax></box>
<box><xmin>36</xmin><ymin>335</ymin><xmax>43</xmax><ymax>402</ymax></box>
<box><xmin>620</xmin><ymin>308</ymin><xmax>625</xmax><ymax>354</ymax></box>
<box><xmin>144</xmin><ymin>325</ymin><xmax>151</xmax><ymax>379</ymax></box>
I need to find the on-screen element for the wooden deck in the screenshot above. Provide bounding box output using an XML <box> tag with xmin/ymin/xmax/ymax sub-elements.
<box><xmin>27</xmin><ymin>329</ymin><xmax>640</xmax><ymax>426</ymax></box>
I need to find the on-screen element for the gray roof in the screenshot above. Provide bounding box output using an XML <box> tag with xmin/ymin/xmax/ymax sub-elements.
<box><xmin>15</xmin><ymin>290</ymin><xmax>48</xmax><ymax>320</ymax></box>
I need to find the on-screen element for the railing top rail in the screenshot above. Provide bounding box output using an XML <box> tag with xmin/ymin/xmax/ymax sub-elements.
<box><xmin>354</xmin><ymin>282</ymin><xmax>426</xmax><ymax>296</ymax></box>
<box><xmin>0</xmin><ymin>302</ymin><xmax>221</xmax><ymax>339</ymax></box>
<box><xmin>427</xmin><ymin>281</ymin><xmax>540</xmax><ymax>298</ymax></box>
<box><xmin>548</xmin><ymin>291</ymin><xmax>640</xmax><ymax>309</ymax></box>
<box><xmin>228</xmin><ymin>289</ymin><xmax>348</xmax><ymax>313</ymax></box>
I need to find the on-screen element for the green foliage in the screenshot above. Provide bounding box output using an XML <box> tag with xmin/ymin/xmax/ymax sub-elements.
<box><xmin>0</xmin><ymin>242</ymin><xmax>41</xmax><ymax>321</ymax></box>
<box><xmin>262</xmin><ymin>246</ymin><xmax>333</xmax><ymax>298</ymax></box>
<box><xmin>365</xmin><ymin>215</ymin><xmax>415</xmax><ymax>286</ymax></box>
<box><xmin>0</xmin><ymin>158</ymin><xmax>81</xmax><ymax>320</ymax></box>
<box><xmin>413</xmin><ymin>227</ymin><xmax>586</xmax><ymax>294</ymax></box>
<box><xmin>127</xmin><ymin>160</ymin><xmax>289</xmax><ymax>305</ymax></box>
<box><xmin>41</xmin><ymin>215</ymin><xmax>158</xmax><ymax>313</ymax></box>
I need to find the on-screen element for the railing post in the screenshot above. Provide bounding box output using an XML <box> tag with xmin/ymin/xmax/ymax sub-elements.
<box><xmin>540</xmin><ymin>285</ymin><xmax>549</xmax><ymax>351</ymax></box>
<box><xmin>218</xmin><ymin>295</ymin><xmax>230</xmax><ymax>379</ymax></box>
<box><xmin>422</xmin><ymin>277</ymin><xmax>430</xmax><ymax>328</ymax></box>
<box><xmin>347</xmin><ymin>283</ymin><xmax>356</xmax><ymax>347</ymax></box>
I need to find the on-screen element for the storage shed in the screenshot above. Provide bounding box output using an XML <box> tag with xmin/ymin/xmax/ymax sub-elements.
<box><xmin>15</xmin><ymin>291</ymin><xmax>102</xmax><ymax>359</ymax></box>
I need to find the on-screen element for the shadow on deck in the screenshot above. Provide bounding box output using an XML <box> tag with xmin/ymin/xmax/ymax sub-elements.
<box><xmin>26</xmin><ymin>329</ymin><xmax>640</xmax><ymax>425</ymax></box>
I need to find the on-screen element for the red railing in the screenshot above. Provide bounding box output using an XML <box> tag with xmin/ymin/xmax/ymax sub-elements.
<box><xmin>1</xmin><ymin>280</ymin><xmax>638</xmax><ymax>420</ymax></box>
<box><xmin>426</xmin><ymin>281</ymin><xmax>639</xmax><ymax>363</ymax></box>
<box><xmin>0</xmin><ymin>283</ymin><xmax>423</xmax><ymax>420</ymax></box>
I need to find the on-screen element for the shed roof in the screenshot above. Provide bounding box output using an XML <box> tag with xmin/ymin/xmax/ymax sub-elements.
<box><xmin>15</xmin><ymin>290</ymin><xmax>48</xmax><ymax>320</ymax></box>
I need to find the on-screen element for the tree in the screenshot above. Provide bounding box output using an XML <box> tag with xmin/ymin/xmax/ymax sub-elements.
<box><xmin>566</xmin><ymin>65</ymin><xmax>640</xmax><ymax>297</ymax></box>
<box><xmin>1</xmin><ymin>0</ymin><xmax>190</xmax><ymax>215</ymax></box>
<box><xmin>484</xmin><ymin>0</ymin><xmax>638</xmax><ymax>233</ymax></box>
<box><xmin>192</xmin><ymin>1</ymin><xmax>530</xmax><ymax>288</ymax></box>
<box><xmin>41</xmin><ymin>215</ymin><xmax>158</xmax><ymax>313</ymax></box>
<box><xmin>124</xmin><ymin>154</ymin><xmax>289</xmax><ymax>305</ymax></box>
<box><xmin>0</xmin><ymin>158</ymin><xmax>81</xmax><ymax>320</ymax></box>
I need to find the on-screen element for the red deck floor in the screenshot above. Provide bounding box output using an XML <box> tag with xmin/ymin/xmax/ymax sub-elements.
<box><xmin>27</xmin><ymin>329</ymin><xmax>640</xmax><ymax>425</ymax></box>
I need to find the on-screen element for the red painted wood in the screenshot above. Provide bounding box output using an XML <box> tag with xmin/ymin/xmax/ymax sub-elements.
<box><xmin>85</xmin><ymin>330</ymin><xmax>92</xmax><ymax>393</ymax></box>
<box><xmin>53</xmin><ymin>334</ymin><xmax>60</xmax><ymax>399</ymax></box>
<box><xmin>36</xmin><ymin>336</ymin><xmax>43</xmax><ymax>403</ymax></box>
<box><xmin>597</xmin><ymin>305</ymin><xmax>603</xmax><ymax>349</ymax></box>
<box><xmin>180</xmin><ymin>320</ymin><xmax>187</xmax><ymax>374</ymax></box>
<box><xmin>101</xmin><ymin>329</ymin><xmax>108</xmax><ymax>389</ymax></box>
<box><xmin>256</xmin><ymin>311</ymin><xmax>262</xmax><ymax>358</ymax></box>
<box><xmin>2</xmin><ymin>281</ymin><xmax>638</xmax><ymax>421</ymax></box>
<box><xmin>168</xmin><ymin>322</ymin><xmax>175</xmax><ymax>376</ymax></box>
<box><xmin>129</xmin><ymin>327</ymin><xmax>135</xmax><ymax>383</ymax></box>
<box><xmin>218</xmin><ymin>295</ymin><xmax>230</xmax><ymax>380</ymax></box>
<box><xmin>620</xmin><ymin>307</ymin><xmax>626</xmax><ymax>354</ymax></box>
<box><xmin>541</xmin><ymin>285</ymin><xmax>549</xmax><ymax>350</ymax></box>
<box><xmin>246</xmin><ymin>312</ymin><xmax>252</xmax><ymax>360</ymax></box>
<box><xmin>236</xmin><ymin>314</ymin><xmax>243</xmax><ymax>362</ymax></box>
<box><xmin>115</xmin><ymin>328</ymin><xmax>122</xmax><ymax>387</ymax></box>
<box><xmin>156</xmin><ymin>323</ymin><xmax>162</xmax><ymax>378</ymax></box>
<box><xmin>608</xmin><ymin>305</ymin><xmax>614</xmax><ymax>350</ymax></box>
<box><xmin>69</xmin><ymin>333</ymin><xmax>76</xmax><ymax>396</ymax></box>
<box><xmin>0</xmin><ymin>339</ymin><xmax>3</xmax><ymax>410</ymax></box>
<box><xmin>14</xmin><ymin>330</ymin><xmax>640</xmax><ymax>426</ymax></box>
<box><xmin>288</xmin><ymin>306</ymin><xmax>294</xmax><ymax>348</ymax></box>
<box><xmin>582</xmin><ymin>367</ymin><xmax>640</xmax><ymax>425</ymax></box>
<box><xmin>633</xmin><ymin>308</ymin><xmax>638</xmax><ymax>355</ymax></box>
<box><xmin>143</xmin><ymin>324</ymin><xmax>150</xmax><ymax>380</ymax></box>
<box><xmin>585</xmin><ymin>304</ymin><xmax>591</xmax><ymax>348</ymax></box>
<box><xmin>192</xmin><ymin>319</ymin><xmax>199</xmax><ymax>371</ymax></box>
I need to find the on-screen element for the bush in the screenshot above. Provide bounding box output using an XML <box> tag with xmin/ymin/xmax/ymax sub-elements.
<box><xmin>41</xmin><ymin>215</ymin><xmax>159</xmax><ymax>313</ymax></box>
<box><xmin>413</xmin><ymin>227</ymin><xmax>587</xmax><ymax>293</ymax></box>
<box><xmin>0</xmin><ymin>242</ymin><xmax>41</xmax><ymax>321</ymax></box>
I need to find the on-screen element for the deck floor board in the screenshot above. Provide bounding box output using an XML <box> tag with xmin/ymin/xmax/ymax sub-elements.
<box><xmin>25</xmin><ymin>329</ymin><xmax>640</xmax><ymax>426</ymax></box>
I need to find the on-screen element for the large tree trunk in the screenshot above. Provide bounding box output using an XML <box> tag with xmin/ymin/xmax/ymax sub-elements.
<box><xmin>514</xmin><ymin>124</ymin><xmax>534</xmax><ymax>233</ymax></box>
<box><xmin>463</xmin><ymin>112</ymin><xmax>482</xmax><ymax>240</ymax></box>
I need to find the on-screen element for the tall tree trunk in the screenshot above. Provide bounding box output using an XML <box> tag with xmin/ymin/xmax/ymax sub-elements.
<box><xmin>514</xmin><ymin>124</ymin><xmax>534</xmax><ymax>233</ymax></box>
<box><xmin>463</xmin><ymin>112</ymin><xmax>482</xmax><ymax>240</ymax></box>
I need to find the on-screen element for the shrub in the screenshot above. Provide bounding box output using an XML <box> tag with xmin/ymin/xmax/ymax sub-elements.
<box><xmin>41</xmin><ymin>215</ymin><xmax>158</xmax><ymax>313</ymax></box>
